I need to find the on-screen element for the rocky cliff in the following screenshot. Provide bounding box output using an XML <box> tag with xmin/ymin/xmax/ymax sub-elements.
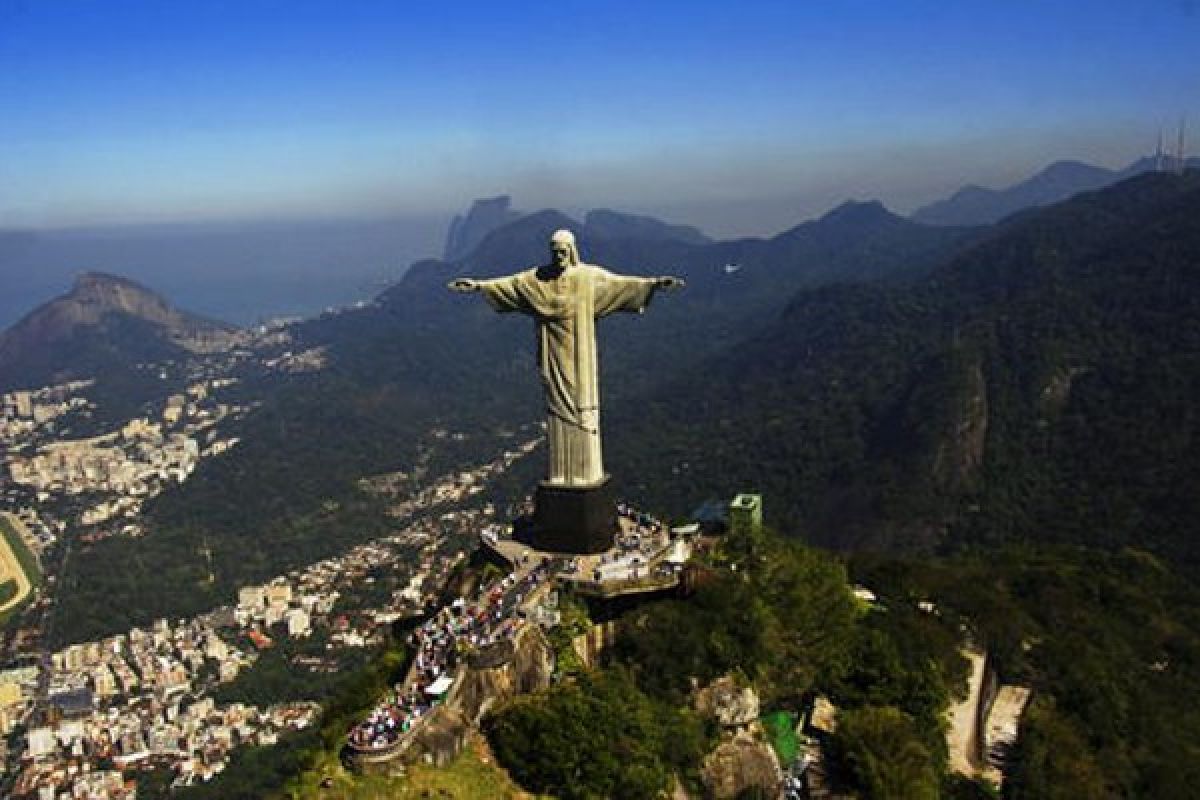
<box><xmin>571</xmin><ymin>620</ymin><xmax>619</xmax><ymax>670</ymax></box>
<box><xmin>701</xmin><ymin>729</ymin><xmax>783</xmax><ymax>799</ymax></box>
<box><xmin>443</xmin><ymin>195</ymin><xmax>524</xmax><ymax>261</ymax></box>
<box><xmin>454</xmin><ymin>623</ymin><xmax>556</xmax><ymax>725</ymax></box>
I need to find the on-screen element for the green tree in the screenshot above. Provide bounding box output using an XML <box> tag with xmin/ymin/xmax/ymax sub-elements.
<box><xmin>1006</xmin><ymin>699</ymin><xmax>1109</xmax><ymax>800</ymax></box>
<box><xmin>484</xmin><ymin>667</ymin><xmax>707</xmax><ymax>800</ymax></box>
<box><xmin>830</xmin><ymin>706</ymin><xmax>940</xmax><ymax>800</ymax></box>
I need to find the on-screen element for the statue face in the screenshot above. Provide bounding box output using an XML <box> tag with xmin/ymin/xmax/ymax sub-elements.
<box><xmin>551</xmin><ymin>242</ymin><xmax>573</xmax><ymax>268</ymax></box>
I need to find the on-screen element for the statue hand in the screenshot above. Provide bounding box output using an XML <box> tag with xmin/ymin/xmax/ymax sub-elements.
<box><xmin>655</xmin><ymin>276</ymin><xmax>685</xmax><ymax>290</ymax></box>
<box><xmin>448</xmin><ymin>278</ymin><xmax>480</xmax><ymax>293</ymax></box>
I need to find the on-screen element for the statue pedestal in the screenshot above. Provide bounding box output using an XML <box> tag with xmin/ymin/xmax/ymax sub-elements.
<box><xmin>532</xmin><ymin>476</ymin><xmax>616</xmax><ymax>554</ymax></box>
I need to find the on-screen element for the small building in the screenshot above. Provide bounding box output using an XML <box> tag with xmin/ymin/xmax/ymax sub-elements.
<box><xmin>12</xmin><ymin>391</ymin><xmax>33</xmax><ymax>419</ymax></box>
<box><xmin>728</xmin><ymin>493</ymin><xmax>762</xmax><ymax>537</ymax></box>
<box><xmin>266</xmin><ymin>583</ymin><xmax>293</xmax><ymax>607</ymax></box>
<box><xmin>238</xmin><ymin>586</ymin><xmax>266</xmax><ymax>613</ymax></box>
<box><xmin>425</xmin><ymin>675</ymin><xmax>454</xmax><ymax>699</ymax></box>
<box><xmin>285</xmin><ymin>608</ymin><xmax>312</xmax><ymax>637</ymax></box>
<box><xmin>665</xmin><ymin>538</ymin><xmax>692</xmax><ymax>570</ymax></box>
<box><xmin>26</xmin><ymin>726</ymin><xmax>56</xmax><ymax>758</ymax></box>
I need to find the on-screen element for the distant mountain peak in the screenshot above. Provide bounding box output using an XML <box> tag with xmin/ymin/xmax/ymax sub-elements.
<box><xmin>910</xmin><ymin>155</ymin><xmax>1189</xmax><ymax>227</ymax></box>
<box><xmin>76</xmin><ymin>269</ymin><xmax>138</xmax><ymax>287</ymax></box>
<box><xmin>818</xmin><ymin>199</ymin><xmax>896</xmax><ymax>226</ymax></box>
<box><xmin>583</xmin><ymin>209</ymin><xmax>711</xmax><ymax>245</ymax></box>
<box><xmin>1041</xmin><ymin>158</ymin><xmax>1097</xmax><ymax>172</ymax></box>
<box><xmin>443</xmin><ymin>195</ymin><xmax>524</xmax><ymax>261</ymax></box>
<box><xmin>68</xmin><ymin>271</ymin><xmax>173</xmax><ymax>312</ymax></box>
<box><xmin>0</xmin><ymin>271</ymin><xmax>242</xmax><ymax>389</ymax></box>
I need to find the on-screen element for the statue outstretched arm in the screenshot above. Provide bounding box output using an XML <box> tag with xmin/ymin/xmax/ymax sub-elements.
<box><xmin>450</xmin><ymin>272</ymin><xmax>532</xmax><ymax>314</ymax></box>
<box><xmin>593</xmin><ymin>269</ymin><xmax>685</xmax><ymax>317</ymax></box>
<box><xmin>447</xmin><ymin>278</ymin><xmax>480</xmax><ymax>292</ymax></box>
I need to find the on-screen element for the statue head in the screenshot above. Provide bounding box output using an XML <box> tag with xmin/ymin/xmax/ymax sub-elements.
<box><xmin>550</xmin><ymin>229</ymin><xmax>580</xmax><ymax>269</ymax></box>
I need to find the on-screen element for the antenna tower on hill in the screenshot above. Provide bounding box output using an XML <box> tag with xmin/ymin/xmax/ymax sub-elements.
<box><xmin>1176</xmin><ymin>116</ymin><xmax>1188</xmax><ymax>175</ymax></box>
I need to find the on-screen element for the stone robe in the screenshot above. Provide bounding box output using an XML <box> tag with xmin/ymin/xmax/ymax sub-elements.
<box><xmin>479</xmin><ymin>264</ymin><xmax>658</xmax><ymax>487</ymax></box>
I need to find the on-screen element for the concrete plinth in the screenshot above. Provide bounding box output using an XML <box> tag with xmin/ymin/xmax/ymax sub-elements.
<box><xmin>532</xmin><ymin>476</ymin><xmax>616</xmax><ymax>554</ymax></box>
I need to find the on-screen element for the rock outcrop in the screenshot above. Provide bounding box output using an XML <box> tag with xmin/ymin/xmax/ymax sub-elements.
<box><xmin>455</xmin><ymin>623</ymin><xmax>555</xmax><ymax>724</ymax></box>
<box><xmin>408</xmin><ymin>706</ymin><xmax>472</xmax><ymax>768</ymax></box>
<box><xmin>693</xmin><ymin>674</ymin><xmax>780</xmax><ymax>798</ymax></box>
<box><xmin>701</xmin><ymin>728</ymin><xmax>782</xmax><ymax>799</ymax></box>
<box><xmin>571</xmin><ymin>620</ymin><xmax>618</xmax><ymax>670</ymax></box>
<box><xmin>931</xmin><ymin>359</ymin><xmax>988</xmax><ymax>490</ymax></box>
<box><xmin>695</xmin><ymin>674</ymin><xmax>760</xmax><ymax>730</ymax></box>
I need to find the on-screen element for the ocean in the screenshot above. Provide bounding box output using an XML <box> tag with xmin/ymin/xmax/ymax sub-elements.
<box><xmin>0</xmin><ymin>215</ymin><xmax>446</xmax><ymax>328</ymax></box>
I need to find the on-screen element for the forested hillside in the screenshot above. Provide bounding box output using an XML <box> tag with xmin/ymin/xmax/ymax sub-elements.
<box><xmin>608</xmin><ymin>170</ymin><xmax>1200</xmax><ymax>571</ymax></box>
<box><xmin>53</xmin><ymin>201</ymin><xmax>966</xmax><ymax>644</ymax></box>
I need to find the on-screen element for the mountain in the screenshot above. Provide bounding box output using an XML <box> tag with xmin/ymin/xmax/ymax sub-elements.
<box><xmin>441</xmin><ymin>197</ymin><xmax>713</xmax><ymax>262</ymax></box>
<box><xmin>609</xmin><ymin>169</ymin><xmax>1200</xmax><ymax>569</ymax></box>
<box><xmin>0</xmin><ymin>217</ymin><xmax>444</xmax><ymax>329</ymax></box>
<box><xmin>372</xmin><ymin>200</ymin><xmax>975</xmax><ymax>412</ymax></box>
<box><xmin>51</xmin><ymin>200</ymin><xmax>977</xmax><ymax>643</ymax></box>
<box><xmin>912</xmin><ymin>156</ymin><xmax>1200</xmax><ymax>226</ymax></box>
<box><xmin>583</xmin><ymin>209</ymin><xmax>711</xmax><ymax>245</ymax></box>
<box><xmin>442</xmin><ymin>195</ymin><xmax>524</xmax><ymax>261</ymax></box>
<box><xmin>0</xmin><ymin>271</ymin><xmax>243</xmax><ymax>395</ymax></box>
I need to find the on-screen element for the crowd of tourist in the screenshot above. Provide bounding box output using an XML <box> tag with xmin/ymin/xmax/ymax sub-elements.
<box><xmin>348</xmin><ymin>505</ymin><xmax>669</xmax><ymax>752</ymax></box>
<box><xmin>580</xmin><ymin>504</ymin><xmax>668</xmax><ymax>582</ymax></box>
<box><xmin>617</xmin><ymin>502</ymin><xmax>663</xmax><ymax>533</ymax></box>
<box><xmin>347</xmin><ymin>560</ymin><xmax>556</xmax><ymax>751</ymax></box>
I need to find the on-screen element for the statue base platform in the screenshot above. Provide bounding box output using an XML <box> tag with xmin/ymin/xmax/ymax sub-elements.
<box><xmin>531</xmin><ymin>476</ymin><xmax>616</xmax><ymax>554</ymax></box>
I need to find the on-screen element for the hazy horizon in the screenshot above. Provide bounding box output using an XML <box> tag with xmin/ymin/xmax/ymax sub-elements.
<box><xmin>0</xmin><ymin>144</ymin><xmax>1188</xmax><ymax>330</ymax></box>
<box><xmin>3</xmin><ymin>2</ymin><xmax>1197</xmax><ymax>231</ymax></box>
<box><xmin>2</xmin><ymin>0</ymin><xmax>1197</xmax><ymax>326</ymax></box>
<box><xmin>0</xmin><ymin>142</ymin><xmax>1172</xmax><ymax>239</ymax></box>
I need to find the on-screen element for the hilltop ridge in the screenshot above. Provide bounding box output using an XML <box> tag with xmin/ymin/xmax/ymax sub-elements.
<box><xmin>912</xmin><ymin>155</ymin><xmax>1200</xmax><ymax>226</ymax></box>
<box><xmin>0</xmin><ymin>271</ymin><xmax>243</xmax><ymax>392</ymax></box>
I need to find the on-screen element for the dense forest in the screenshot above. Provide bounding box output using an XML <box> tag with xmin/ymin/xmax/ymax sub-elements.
<box><xmin>853</xmin><ymin>545</ymin><xmax>1200</xmax><ymax>798</ymax></box>
<box><xmin>608</xmin><ymin>171</ymin><xmax>1200</xmax><ymax>569</ymax></box>
<box><xmin>479</xmin><ymin>526</ymin><xmax>1200</xmax><ymax>799</ymax></box>
<box><xmin>485</xmin><ymin>524</ymin><xmax>966</xmax><ymax>799</ymax></box>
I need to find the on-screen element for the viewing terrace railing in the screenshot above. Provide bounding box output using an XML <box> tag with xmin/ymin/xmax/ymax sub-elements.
<box><xmin>569</xmin><ymin>572</ymin><xmax>679</xmax><ymax>597</ymax></box>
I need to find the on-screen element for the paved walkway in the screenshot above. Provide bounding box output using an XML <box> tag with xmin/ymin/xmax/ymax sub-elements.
<box><xmin>946</xmin><ymin>646</ymin><xmax>987</xmax><ymax>775</ymax></box>
<box><xmin>484</xmin><ymin>514</ymin><xmax>678</xmax><ymax>597</ymax></box>
<box><xmin>348</xmin><ymin>560</ymin><xmax>556</xmax><ymax>757</ymax></box>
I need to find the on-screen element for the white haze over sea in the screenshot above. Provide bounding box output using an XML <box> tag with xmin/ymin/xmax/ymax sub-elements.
<box><xmin>0</xmin><ymin>215</ymin><xmax>446</xmax><ymax>329</ymax></box>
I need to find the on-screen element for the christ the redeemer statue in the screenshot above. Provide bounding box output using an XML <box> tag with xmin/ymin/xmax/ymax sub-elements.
<box><xmin>449</xmin><ymin>229</ymin><xmax>683</xmax><ymax>552</ymax></box>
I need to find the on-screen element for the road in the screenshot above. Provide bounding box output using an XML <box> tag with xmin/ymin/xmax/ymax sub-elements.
<box><xmin>946</xmin><ymin>646</ymin><xmax>987</xmax><ymax>775</ymax></box>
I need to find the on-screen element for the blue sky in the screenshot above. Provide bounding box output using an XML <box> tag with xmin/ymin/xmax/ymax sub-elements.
<box><xmin>2</xmin><ymin>0</ymin><xmax>1197</xmax><ymax>235</ymax></box>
